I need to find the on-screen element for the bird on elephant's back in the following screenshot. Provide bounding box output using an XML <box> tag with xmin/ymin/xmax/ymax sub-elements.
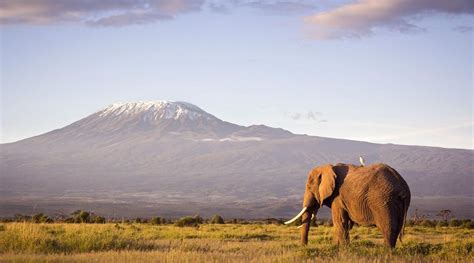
<box><xmin>285</xmin><ymin>163</ymin><xmax>411</xmax><ymax>248</ymax></box>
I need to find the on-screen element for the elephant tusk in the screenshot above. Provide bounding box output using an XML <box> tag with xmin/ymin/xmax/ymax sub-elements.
<box><xmin>284</xmin><ymin>207</ymin><xmax>307</xmax><ymax>225</ymax></box>
<box><xmin>297</xmin><ymin>224</ymin><xmax>304</xmax><ymax>229</ymax></box>
<box><xmin>311</xmin><ymin>214</ymin><xmax>315</xmax><ymax>220</ymax></box>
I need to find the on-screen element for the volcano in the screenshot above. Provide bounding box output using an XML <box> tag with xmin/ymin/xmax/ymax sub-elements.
<box><xmin>1</xmin><ymin>101</ymin><xmax>472</xmax><ymax>218</ymax></box>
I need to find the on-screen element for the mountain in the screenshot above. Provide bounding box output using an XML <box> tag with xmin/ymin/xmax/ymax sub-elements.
<box><xmin>1</xmin><ymin>101</ymin><xmax>473</xmax><ymax>219</ymax></box>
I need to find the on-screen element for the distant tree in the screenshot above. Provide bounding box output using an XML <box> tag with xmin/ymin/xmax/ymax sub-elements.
<box><xmin>210</xmin><ymin>215</ymin><xmax>225</xmax><ymax>224</ymax></box>
<box><xmin>71</xmin><ymin>210</ymin><xmax>90</xmax><ymax>223</ymax></box>
<box><xmin>449</xmin><ymin>219</ymin><xmax>461</xmax><ymax>227</ymax></box>
<box><xmin>92</xmin><ymin>215</ymin><xmax>106</xmax><ymax>224</ymax></box>
<box><xmin>412</xmin><ymin>208</ymin><xmax>426</xmax><ymax>225</ymax></box>
<box><xmin>437</xmin><ymin>220</ymin><xmax>448</xmax><ymax>227</ymax></box>
<box><xmin>462</xmin><ymin>221</ymin><xmax>474</xmax><ymax>229</ymax></box>
<box><xmin>175</xmin><ymin>215</ymin><xmax>203</xmax><ymax>227</ymax></box>
<box><xmin>134</xmin><ymin>217</ymin><xmax>142</xmax><ymax>223</ymax></box>
<box><xmin>32</xmin><ymin>213</ymin><xmax>51</xmax><ymax>223</ymax></box>
<box><xmin>436</xmin><ymin>210</ymin><xmax>452</xmax><ymax>223</ymax></box>
<box><xmin>420</xmin><ymin>219</ymin><xmax>434</xmax><ymax>227</ymax></box>
<box><xmin>14</xmin><ymin>214</ymin><xmax>31</xmax><ymax>222</ymax></box>
<box><xmin>150</xmin><ymin>217</ymin><xmax>162</xmax><ymax>225</ymax></box>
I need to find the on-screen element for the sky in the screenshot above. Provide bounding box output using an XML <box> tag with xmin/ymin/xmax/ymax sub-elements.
<box><xmin>1</xmin><ymin>0</ymin><xmax>473</xmax><ymax>149</ymax></box>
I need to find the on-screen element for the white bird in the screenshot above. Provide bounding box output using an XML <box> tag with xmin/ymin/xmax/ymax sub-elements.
<box><xmin>359</xmin><ymin>155</ymin><xmax>366</xmax><ymax>167</ymax></box>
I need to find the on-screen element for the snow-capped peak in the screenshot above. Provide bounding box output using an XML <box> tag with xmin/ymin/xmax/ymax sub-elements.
<box><xmin>98</xmin><ymin>101</ymin><xmax>213</xmax><ymax>121</ymax></box>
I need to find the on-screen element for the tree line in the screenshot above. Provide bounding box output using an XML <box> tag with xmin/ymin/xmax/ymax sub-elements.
<box><xmin>2</xmin><ymin>209</ymin><xmax>473</xmax><ymax>229</ymax></box>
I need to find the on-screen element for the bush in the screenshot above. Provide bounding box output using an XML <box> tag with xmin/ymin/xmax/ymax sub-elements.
<box><xmin>174</xmin><ymin>216</ymin><xmax>203</xmax><ymax>227</ymax></box>
<box><xmin>150</xmin><ymin>217</ymin><xmax>162</xmax><ymax>225</ymax></box>
<box><xmin>420</xmin><ymin>219</ymin><xmax>434</xmax><ymax>227</ymax></box>
<box><xmin>14</xmin><ymin>214</ymin><xmax>31</xmax><ymax>222</ymax></box>
<box><xmin>462</xmin><ymin>221</ymin><xmax>474</xmax><ymax>229</ymax></box>
<box><xmin>91</xmin><ymin>216</ymin><xmax>106</xmax><ymax>224</ymax></box>
<box><xmin>32</xmin><ymin>213</ymin><xmax>51</xmax><ymax>223</ymax></box>
<box><xmin>210</xmin><ymin>215</ymin><xmax>225</xmax><ymax>224</ymax></box>
<box><xmin>70</xmin><ymin>210</ymin><xmax>90</xmax><ymax>223</ymax></box>
<box><xmin>437</xmin><ymin>220</ymin><xmax>448</xmax><ymax>227</ymax></box>
<box><xmin>450</xmin><ymin>219</ymin><xmax>462</xmax><ymax>227</ymax></box>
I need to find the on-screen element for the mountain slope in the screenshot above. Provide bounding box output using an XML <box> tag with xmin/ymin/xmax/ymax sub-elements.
<box><xmin>1</xmin><ymin>101</ymin><xmax>472</xmax><ymax>218</ymax></box>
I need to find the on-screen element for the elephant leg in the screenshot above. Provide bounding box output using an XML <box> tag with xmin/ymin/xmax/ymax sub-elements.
<box><xmin>373</xmin><ymin>206</ymin><xmax>400</xmax><ymax>248</ymax></box>
<box><xmin>331</xmin><ymin>199</ymin><xmax>351</xmax><ymax>245</ymax></box>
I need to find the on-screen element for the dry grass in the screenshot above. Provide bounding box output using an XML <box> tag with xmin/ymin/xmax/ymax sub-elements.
<box><xmin>0</xmin><ymin>223</ymin><xmax>472</xmax><ymax>262</ymax></box>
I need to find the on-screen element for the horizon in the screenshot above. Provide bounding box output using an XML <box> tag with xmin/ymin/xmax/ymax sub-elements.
<box><xmin>1</xmin><ymin>1</ymin><xmax>473</xmax><ymax>149</ymax></box>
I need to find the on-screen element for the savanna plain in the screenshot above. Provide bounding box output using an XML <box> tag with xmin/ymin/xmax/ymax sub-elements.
<box><xmin>0</xmin><ymin>220</ymin><xmax>473</xmax><ymax>262</ymax></box>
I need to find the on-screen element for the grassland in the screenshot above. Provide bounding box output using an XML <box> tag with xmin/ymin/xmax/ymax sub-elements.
<box><xmin>0</xmin><ymin>222</ymin><xmax>472</xmax><ymax>262</ymax></box>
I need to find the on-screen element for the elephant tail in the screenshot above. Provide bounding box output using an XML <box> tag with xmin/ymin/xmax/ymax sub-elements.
<box><xmin>398</xmin><ymin>194</ymin><xmax>410</xmax><ymax>243</ymax></box>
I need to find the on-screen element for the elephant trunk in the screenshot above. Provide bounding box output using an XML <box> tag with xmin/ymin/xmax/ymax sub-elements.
<box><xmin>300</xmin><ymin>189</ymin><xmax>317</xmax><ymax>245</ymax></box>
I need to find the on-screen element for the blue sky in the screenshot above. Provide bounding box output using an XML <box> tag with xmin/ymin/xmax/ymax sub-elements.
<box><xmin>1</xmin><ymin>0</ymin><xmax>473</xmax><ymax>149</ymax></box>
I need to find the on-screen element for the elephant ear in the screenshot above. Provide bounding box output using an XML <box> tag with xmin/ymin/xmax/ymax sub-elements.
<box><xmin>318</xmin><ymin>165</ymin><xmax>337</xmax><ymax>207</ymax></box>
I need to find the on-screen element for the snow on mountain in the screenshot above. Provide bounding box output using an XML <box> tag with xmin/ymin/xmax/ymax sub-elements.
<box><xmin>98</xmin><ymin>101</ymin><xmax>215</xmax><ymax>121</ymax></box>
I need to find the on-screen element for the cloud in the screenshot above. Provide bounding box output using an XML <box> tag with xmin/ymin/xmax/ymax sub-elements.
<box><xmin>286</xmin><ymin>110</ymin><xmax>326</xmax><ymax>122</ymax></box>
<box><xmin>304</xmin><ymin>0</ymin><xmax>474</xmax><ymax>39</ymax></box>
<box><xmin>206</xmin><ymin>0</ymin><xmax>318</xmax><ymax>15</ymax></box>
<box><xmin>86</xmin><ymin>11</ymin><xmax>172</xmax><ymax>27</ymax></box>
<box><xmin>290</xmin><ymin>112</ymin><xmax>302</xmax><ymax>120</ymax></box>
<box><xmin>0</xmin><ymin>0</ymin><xmax>204</xmax><ymax>26</ymax></box>
<box><xmin>243</xmin><ymin>1</ymin><xmax>317</xmax><ymax>15</ymax></box>
<box><xmin>201</xmin><ymin>136</ymin><xmax>263</xmax><ymax>142</ymax></box>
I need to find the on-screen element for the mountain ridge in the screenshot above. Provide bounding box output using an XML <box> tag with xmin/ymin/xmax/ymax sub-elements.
<box><xmin>1</xmin><ymin>101</ymin><xmax>472</xmax><ymax>218</ymax></box>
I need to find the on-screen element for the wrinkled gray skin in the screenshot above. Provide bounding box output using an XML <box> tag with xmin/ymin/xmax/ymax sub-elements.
<box><xmin>297</xmin><ymin>163</ymin><xmax>410</xmax><ymax>248</ymax></box>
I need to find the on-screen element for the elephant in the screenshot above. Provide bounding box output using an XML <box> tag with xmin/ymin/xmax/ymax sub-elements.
<box><xmin>285</xmin><ymin>163</ymin><xmax>410</xmax><ymax>248</ymax></box>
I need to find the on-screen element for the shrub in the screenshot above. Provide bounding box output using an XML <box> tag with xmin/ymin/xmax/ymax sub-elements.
<box><xmin>175</xmin><ymin>216</ymin><xmax>203</xmax><ymax>227</ymax></box>
<box><xmin>420</xmin><ymin>219</ymin><xmax>434</xmax><ymax>227</ymax></box>
<box><xmin>450</xmin><ymin>219</ymin><xmax>462</xmax><ymax>227</ymax></box>
<box><xmin>406</xmin><ymin>219</ymin><xmax>416</xmax><ymax>227</ymax></box>
<box><xmin>437</xmin><ymin>220</ymin><xmax>448</xmax><ymax>227</ymax></box>
<box><xmin>210</xmin><ymin>215</ymin><xmax>225</xmax><ymax>224</ymax></box>
<box><xmin>32</xmin><ymin>213</ymin><xmax>51</xmax><ymax>223</ymax></box>
<box><xmin>150</xmin><ymin>217</ymin><xmax>162</xmax><ymax>225</ymax></box>
<box><xmin>462</xmin><ymin>221</ymin><xmax>474</xmax><ymax>229</ymax></box>
<box><xmin>91</xmin><ymin>216</ymin><xmax>106</xmax><ymax>224</ymax></box>
<box><xmin>14</xmin><ymin>214</ymin><xmax>31</xmax><ymax>222</ymax></box>
<box><xmin>70</xmin><ymin>210</ymin><xmax>90</xmax><ymax>223</ymax></box>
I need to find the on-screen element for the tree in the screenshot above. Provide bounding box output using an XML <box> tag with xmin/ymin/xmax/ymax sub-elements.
<box><xmin>71</xmin><ymin>210</ymin><xmax>90</xmax><ymax>223</ymax></box>
<box><xmin>92</xmin><ymin>215</ymin><xmax>106</xmax><ymax>224</ymax></box>
<box><xmin>436</xmin><ymin>210</ymin><xmax>452</xmax><ymax>223</ymax></box>
<box><xmin>32</xmin><ymin>213</ymin><xmax>51</xmax><ymax>223</ymax></box>
<box><xmin>174</xmin><ymin>215</ymin><xmax>203</xmax><ymax>227</ymax></box>
<box><xmin>210</xmin><ymin>215</ymin><xmax>225</xmax><ymax>224</ymax></box>
<box><xmin>150</xmin><ymin>217</ymin><xmax>163</xmax><ymax>225</ymax></box>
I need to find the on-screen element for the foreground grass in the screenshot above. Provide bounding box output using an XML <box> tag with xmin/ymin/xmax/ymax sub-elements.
<box><xmin>0</xmin><ymin>223</ymin><xmax>472</xmax><ymax>262</ymax></box>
